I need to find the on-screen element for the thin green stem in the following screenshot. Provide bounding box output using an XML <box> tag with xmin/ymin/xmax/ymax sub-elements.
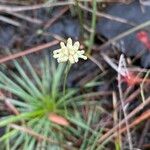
<box><xmin>63</xmin><ymin>63</ymin><xmax>71</xmax><ymax>95</ymax></box>
<box><xmin>80</xmin><ymin>109</ymin><xmax>93</xmax><ymax>150</ymax></box>
<box><xmin>75</xmin><ymin>0</ymin><xmax>84</xmax><ymax>37</ymax></box>
<box><xmin>115</xmin><ymin>138</ymin><xmax>121</xmax><ymax>150</ymax></box>
<box><xmin>88</xmin><ymin>0</ymin><xmax>97</xmax><ymax>55</ymax></box>
<box><xmin>6</xmin><ymin>126</ymin><xmax>10</xmax><ymax>150</ymax></box>
<box><xmin>63</xmin><ymin>63</ymin><xmax>71</xmax><ymax>116</ymax></box>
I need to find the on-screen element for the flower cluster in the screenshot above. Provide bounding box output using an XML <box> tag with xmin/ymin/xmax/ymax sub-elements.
<box><xmin>53</xmin><ymin>38</ymin><xmax>87</xmax><ymax>64</ymax></box>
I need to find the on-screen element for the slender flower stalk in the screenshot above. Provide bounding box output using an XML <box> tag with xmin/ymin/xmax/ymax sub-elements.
<box><xmin>53</xmin><ymin>38</ymin><xmax>87</xmax><ymax>98</ymax></box>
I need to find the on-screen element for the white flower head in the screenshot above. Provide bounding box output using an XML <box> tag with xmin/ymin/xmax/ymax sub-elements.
<box><xmin>53</xmin><ymin>38</ymin><xmax>87</xmax><ymax>64</ymax></box>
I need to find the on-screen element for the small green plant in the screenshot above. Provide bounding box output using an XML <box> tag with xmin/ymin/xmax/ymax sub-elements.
<box><xmin>53</xmin><ymin>37</ymin><xmax>87</xmax><ymax>94</ymax></box>
<box><xmin>0</xmin><ymin>54</ymin><xmax>93</xmax><ymax>149</ymax></box>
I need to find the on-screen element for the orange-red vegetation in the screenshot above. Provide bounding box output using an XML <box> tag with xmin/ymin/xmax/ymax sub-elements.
<box><xmin>48</xmin><ymin>113</ymin><xmax>69</xmax><ymax>126</ymax></box>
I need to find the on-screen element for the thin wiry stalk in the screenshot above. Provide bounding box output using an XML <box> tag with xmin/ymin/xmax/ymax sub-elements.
<box><xmin>79</xmin><ymin>3</ymin><xmax>135</xmax><ymax>26</ymax></box>
<box><xmin>0</xmin><ymin>40</ymin><xmax>58</xmax><ymax>64</ymax></box>
<box><xmin>88</xmin><ymin>55</ymin><xmax>104</xmax><ymax>71</ymax></box>
<box><xmin>117</xmin><ymin>55</ymin><xmax>133</xmax><ymax>150</ymax></box>
<box><xmin>75</xmin><ymin>0</ymin><xmax>84</xmax><ymax>37</ymax></box>
<box><xmin>140</xmin><ymin>70</ymin><xmax>150</xmax><ymax>103</ymax></box>
<box><xmin>0</xmin><ymin>1</ymin><xmax>74</xmax><ymax>12</ymax></box>
<box><xmin>112</xmin><ymin>92</ymin><xmax>121</xmax><ymax>150</ymax></box>
<box><xmin>63</xmin><ymin>63</ymin><xmax>71</xmax><ymax>95</ymax></box>
<box><xmin>88</xmin><ymin>0</ymin><xmax>97</xmax><ymax>54</ymax></box>
<box><xmin>80</xmin><ymin>109</ymin><xmax>93</xmax><ymax>149</ymax></box>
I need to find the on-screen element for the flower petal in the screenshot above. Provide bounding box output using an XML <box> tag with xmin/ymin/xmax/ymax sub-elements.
<box><xmin>73</xmin><ymin>41</ymin><xmax>80</xmax><ymax>51</ymax></box>
<box><xmin>53</xmin><ymin>49</ymin><xmax>61</xmax><ymax>54</ymax></box>
<box><xmin>77</xmin><ymin>50</ymin><xmax>85</xmax><ymax>55</ymax></box>
<box><xmin>60</xmin><ymin>42</ymin><xmax>66</xmax><ymax>49</ymax></box>
<box><xmin>67</xmin><ymin>38</ymin><xmax>73</xmax><ymax>49</ymax></box>
<box><xmin>78</xmin><ymin>54</ymin><xmax>87</xmax><ymax>60</ymax></box>
<box><xmin>62</xmin><ymin>48</ymin><xmax>68</xmax><ymax>55</ymax></box>
<box><xmin>53</xmin><ymin>53</ymin><xmax>61</xmax><ymax>58</ymax></box>
<box><xmin>73</xmin><ymin>54</ymin><xmax>79</xmax><ymax>63</ymax></box>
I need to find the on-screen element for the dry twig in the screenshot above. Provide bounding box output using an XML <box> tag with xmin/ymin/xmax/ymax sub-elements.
<box><xmin>0</xmin><ymin>1</ymin><xmax>74</xmax><ymax>12</ymax></box>
<box><xmin>6</xmin><ymin>11</ymin><xmax>42</xmax><ymax>25</ymax></box>
<box><xmin>79</xmin><ymin>3</ymin><xmax>136</xmax><ymax>26</ymax></box>
<box><xmin>116</xmin><ymin>110</ymin><xmax>150</xmax><ymax>137</ymax></box>
<box><xmin>0</xmin><ymin>40</ymin><xmax>59</xmax><ymax>64</ymax></box>
<box><xmin>44</xmin><ymin>6</ymin><xmax>69</xmax><ymax>29</ymax></box>
<box><xmin>138</xmin><ymin>120</ymin><xmax>150</xmax><ymax>148</ymax></box>
<box><xmin>99</xmin><ymin>20</ymin><xmax>150</xmax><ymax>49</ymax></box>
<box><xmin>0</xmin><ymin>15</ymin><xmax>21</xmax><ymax>26</ymax></box>
<box><xmin>117</xmin><ymin>54</ymin><xmax>133</xmax><ymax>150</ymax></box>
<box><xmin>98</xmin><ymin>96</ymin><xmax>150</xmax><ymax>144</ymax></box>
